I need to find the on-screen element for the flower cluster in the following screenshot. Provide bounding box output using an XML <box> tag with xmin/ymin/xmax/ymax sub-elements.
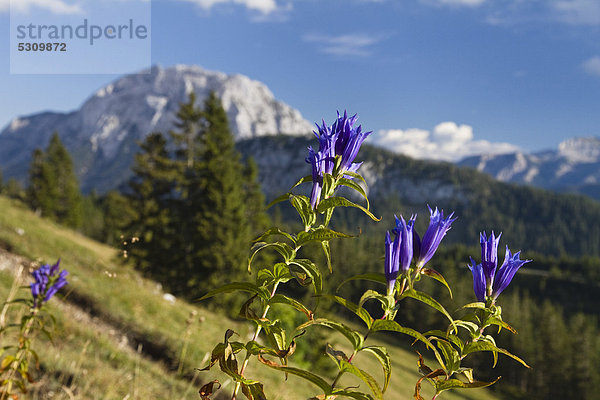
<box><xmin>469</xmin><ymin>232</ymin><xmax>530</xmax><ymax>303</ymax></box>
<box><xmin>31</xmin><ymin>259</ymin><xmax>68</xmax><ymax>308</ymax></box>
<box><xmin>306</xmin><ymin>111</ymin><xmax>371</xmax><ymax>208</ymax></box>
<box><xmin>385</xmin><ymin>206</ymin><xmax>456</xmax><ymax>295</ymax></box>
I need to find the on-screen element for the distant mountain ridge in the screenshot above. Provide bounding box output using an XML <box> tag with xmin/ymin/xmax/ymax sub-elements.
<box><xmin>0</xmin><ymin>64</ymin><xmax>313</xmax><ymax>192</ymax></box>
<box><xmin>458</xmin><ymin>137</ymin><xmax>600</xmax><ymax>200</ymax></box>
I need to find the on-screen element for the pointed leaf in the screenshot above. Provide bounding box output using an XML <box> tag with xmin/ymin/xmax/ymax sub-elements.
<box><xmin>336</xmin><ymin>178</ymin><xmax>370</xmax><ymax>210</ymax></box>
<box><xmin>257</xmin><ymin>355</ymin><xmax>332</xmax><ymax>395</ymax></box>
<box><xmin>253</xmin><ymin>227</ymin><xmax>296</xmax><ymax>245</ymax></box>
<box><xmin>316</xmin><ymin>197</ymin><xmax>380</xmax><ymax>221</ymax></box>
<box><xmin>290</xmin><ymin>195</ymin><xmax>317</xmax><ymax>228</ymax></box>
<box><xmin>339</xmin><ymin>360</ymin><xmax>383</xmax><ymax>400</ymax></box>
<box><xmin>435</xmin><ymin>377</ymin><xmax>501</xmax><ymax>394</ymax></box>
<box><xmin>296</xmin><ymin>227</ymin><xmax>355</xmax><ymax>248</ymax></box>
<box><xmin>370</xmin><ymin>320</ymin><xmax>437</xmax><ymax>352</ymax></box>
<box><xmin>462</xmin><ymin>341</ymin><xmax>530</xmax><ymax>368</ymax></box>
<box><xmin>321</xmin><ymin>240</ymin><xmax>332</xmax><ymax>273</ymax></box>
<box><xmin>421</xmin><ymin>268</ymin><xmax>453</xmax><ymax>298</ymax></box>
<box><xmin>326</xmin><ymin>295</ymin><xmax>373</xmax><ymax>328</ymax></box>
<box><xmin>331</xmin><ymin>389</ymin><xmax>374</xmax><ymax>400</ymax></box>
<box><xmin>248</xmin><ymin>242</ymin><xmax>296</xmax><ymax>272</ymax></box>
<box><xmin>342</xmin><ymin>170</ymin><xmax>368</xmax><ymax>187</ymax></box>
<box><xmin>297</xmin><ymin>318</ymin><xmax>364</xmax><ymax>350</ymax></box>
<box><xmin>270</xmin><ymin>294</ymin><xmax>314</xmax><ymax>320</ymax></box>
<box><xmin>399</xmin><ymin>289</ymin><xmax>456</xmax><ymax>329</ymax></box>
<box><xmin>362</xmin><ymin>346</ymin><xmax>392</xmax><ymax>393</ymax></box>
<box><xmin>289</xmin><ymin>259</ymin><xmax>322</xmax><ymax>295</ymax></box>
<box><xmin>358</xmin><ymin>290</ymin><xmax>392</xmax><ymax>310</ymax></box>
<box><xmin>337</xmin><ymin>273</ymin><xmax>386</xmax><ymax>292</ymax></box>
<box><xmin>266</xmin><ymin>193</ymin><xmax>292</xmax><ymax>209</ymax></box>
<box><xmin>198</xmin><ymin>282</ymin><xmax>270</xmax><ymax>301</ymax></box>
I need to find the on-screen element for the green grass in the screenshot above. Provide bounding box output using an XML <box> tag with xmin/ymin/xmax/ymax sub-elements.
<box><xmin>0</xmin><ymin>196</ymin><xmax>501</xmax><ymax>399</ymax></box>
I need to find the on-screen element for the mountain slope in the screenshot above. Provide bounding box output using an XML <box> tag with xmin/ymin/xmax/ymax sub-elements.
<box><xmin>0</xmin><ymin>196</ymin><xmax>500</xmax><ymax>400</ymax></box>
<box><xmin>238</xmin><ymin>135</ymin><xmax>600</xmax><ymax>258</ymax></box>
<box><xmin>458</xmin><ymin>137</ymin><xmax>600</xmax><ymax>200</ymax></box>
<box><xmin>0</xmin><ymin>65</ymin><xmax>313</xmax><ymax>192</ymax></box>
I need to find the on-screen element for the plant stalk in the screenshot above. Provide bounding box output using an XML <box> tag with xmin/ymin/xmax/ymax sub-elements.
<box><xmin>231</xmin><ymin>281</ymin><xmax>280</xmax><ymax>400</ymax></box>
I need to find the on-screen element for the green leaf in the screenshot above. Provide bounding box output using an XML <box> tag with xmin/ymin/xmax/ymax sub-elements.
<box><xmin>435</xmin><ymin>377</ymin><xmax>501</xmax><ymax>394</ymax></box>
<box><xmin>399</xmin><ymin>289</ymin><xmax>456</xmax><ymax>330</ymax></box>
<box><xmin>485</xmin><ymin>316</ymin><xmax>517</xmax><ymax>334</ymax></box>
<box><xmin>296</xmin><ymin>226</ymin><xmax>355</xmax><ymax>248</ymax></box>
<box><xmin>339</xmin><ymin>360</ymin><xmax>384</xmax><ymax>400</ymax></box>
<box><xmin>460</xmin><ymin>302</ymin><xmax>487</xmax><ymax>310</ymax></box>
<box><xmin>326</xmin><ymin>343</ymin><xmax>349</xmax><ymax>366</ymax></box>
<box><xmin>288</xmin><ymin>259</ymin><xmax>322</xmax><ymax>295</ymax></box>
<box><xmin>462</xmin><ymin>341</ymin><xmax>530</xmax><ymax>368</ymax></box>
<box><xmin>198</xmin><ymin>282</ymin><xmax>270</xmax><ymax>301</ymax></box>
<box><xmin>331</xmin><ymin>389</ymin><xmax>374</xmax><ymax>400</ymax></box>
<box><xmin>290</xmin><ymin>195</ymin><xmax>317</xmax><ymax>229</ymax></box>
<box><xmin>321</xmin><ymin>240</ymin><xmax>332</xmax><ymax>273</ymax></box>
<box><xmin>253</xmin><ymin>227</ymin><xmax>296</xmax><ymax>245</ymax></box>
<box><xmin>257</xmin><ymin>355</ymin><xmax>332</xmax><ymax>395</ymax></box>
<box><xmin>316</xmin><ymin>197</ymin><xmax>380</xmax><ymax>221</ymax></box>
<box><xmin>424</xmin><ymin>330</ymin><xmax>464</xmax><ymax>352</ymax></box>
<box><xmin>434</xmin><ymin>338</ymin><xmax>460</xmax><ymax>373</ymax></box>
<box><xmin>451</xmin><ymin>320</ymin><xmax>480</xmax><ymax>337</ymax></box>
<box><xmin>336</xmin><ymin>178</ymin><xmax>370</xmax><ymax>210</ymax></box>
<box><xmin>291</xmin><ymin>174</ymin><xmax>313</xmax><ymax>190</ymax></box>
<box><xmin>248</xmin><ymin>242</ymin><xmax>296</xmax><ymax>272</ymax></box>
<box><xmin>358</xmin><ymin>290</ymin><xmax>393</xmax><ymax>310</ymax></box>
<box><xmin>297</xmin><ymin>318</ymin><xmax>364</xmax><ymax>351</ymax></box>
<box><xmin>341</xmin><ymin>170</ymin><xmax>368</xmax><ymax>187</ymax></box>
<box><xmin>266</xmin><ymin>193</ymin><xmax>292</xmax><ymax>209</ymax></box>
<box><xmin>326</xmin><ymin>295</ymin><xmax>373</xmax><ymax>328</ymax></box>
<box><xmin>370</xmin><ymin>319</ymin><xmax>439</xmax><ymax>355</ymax></box>
<box><xmin>420</xmin><ymin>268</ymin><xmax>453</xmax><ymax>298</ymax></box>
<box><xmin>362</xmin><ymin>346</ymin><xmax>392</xmax><ymax>393</ymax></box>
<box><xmin>336</xmin><ymin>273</ymin><xmax>386</xmax><ymax>292</ymax></box>
<box><xmin>270</xmin><ymin>294</ymin><xmax>313</xmax><ymax>320</ymax></box>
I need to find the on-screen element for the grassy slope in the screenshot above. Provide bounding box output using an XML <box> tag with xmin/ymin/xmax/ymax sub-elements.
<box><xmin>0</xmin><ymin>196</ymin><xmax>499</xmax><ymax>400</ymax></box>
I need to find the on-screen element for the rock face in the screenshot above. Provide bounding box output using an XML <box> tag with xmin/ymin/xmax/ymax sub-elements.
<box><xmin>0</xmin><ymin>64</ymin><xmax>314</xmax><ymax>192</ymax></box>
<box><xmin>458</xmin><ymin>137</ymin><xmax>600</xmax><ymax>200</ymax></box>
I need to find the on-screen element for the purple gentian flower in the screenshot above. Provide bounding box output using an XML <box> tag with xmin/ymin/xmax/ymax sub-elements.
<box><xmin>393</xmin><ymin>215</ymin><xmax>415</xmax><ymax>272</ymax></box>
<box><xmin>468</xmin><ymin>259</ymin><xmax>486</xmax><ymax>302</ymax></box>
<box><xmin>31</xmin><ymin>259</ymin><xmax>68</xmax><ymax>308</ymax></box>
<box><xmin>492</xmin><ymin>247</ymin><xmax>530</xmax><ymax>299</ymax></box>
<box><xmin>415</xmin><ymin>206</ymin><xmax>456</xmax><ymax>269</ymax></box>
<box><xmin>305</xmin><ymin>111</ymin><xmax>371</xmax><ymax>208</ymax></box>
<box><xmin>384</xmin><ymin>231</ymin><xmax>400</xmax><ymax>296</ymax></box>
<box><xmin>469</xmin><ymin>234</ymin><xmax>531</xmax><ymax>302</ymax></box>
<box><xmin>480</xmin><ymin>231</ymin><xmax>501</xmax><ymax>291</ymax></box>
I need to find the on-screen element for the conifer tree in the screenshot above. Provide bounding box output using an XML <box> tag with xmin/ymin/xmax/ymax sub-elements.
<box><xmin>26</xmin><ymin>133</ymin><xmax>82</xmax><ymax>228</ymax></box>
<box><xmin>127</xmin><ymin>132</ymin><xmax>179</xmax><ymax>285</ymax></box>
<box><xmin>189</xmin><ymin>91</ymin><xmax>251</xmax><ymax>293</ymax></box>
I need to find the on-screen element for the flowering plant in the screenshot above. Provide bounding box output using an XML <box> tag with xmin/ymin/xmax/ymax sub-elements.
<box><xmin>199</xmin><ymin>112</ymin><xmax>528</xmax><ymax>400</ymax></box>
<box><xmin>0</xmin><ymin>260</ymin><xmax>68</xmax><ymax>399</ymax></box>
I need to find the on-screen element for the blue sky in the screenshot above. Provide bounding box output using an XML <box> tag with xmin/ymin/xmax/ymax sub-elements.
<box><xmin>1</xmin><ymin>0</ymin><xmax>599</xmax><ymax>160</ymax></box>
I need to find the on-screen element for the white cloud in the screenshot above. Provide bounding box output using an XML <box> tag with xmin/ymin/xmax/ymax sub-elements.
<box><xmin>1</xmin><ymin>0</ymin><xmax>83</xmax><ymax>14</ymax></box>
<box><xmin>582</xmin><ymin>56</ymin><xmax>600</xmax><ymax>77</ymax></box>
<box><xmin>303</xmin><ymin>33</ymin><xmax>384</xmax><ymax>57</ymax></box>
<box><xmin>369</xmin><ymin>122</ymin><xmax>520</xmax><ymax>162</ymax></box>
<box><xmin>551</xmin><ymin>0</ymin><xmax>600</xmax><ymax>25</ymax></box>
<box><xmin>181</xmin><ymin>0</ymin><xmax>280</xmax><ymax>14</ymax></box>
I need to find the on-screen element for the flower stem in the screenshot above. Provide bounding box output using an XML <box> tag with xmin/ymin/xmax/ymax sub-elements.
<box><xmin>231</xmin><ymin>281</ymin><xmax>280</xmax><ymax>400</ymax></box>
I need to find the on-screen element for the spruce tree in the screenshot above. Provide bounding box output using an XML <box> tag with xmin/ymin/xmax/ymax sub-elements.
<box><xmin>189</xmin><ymin>91</ymin><xmax>250</xmax><ymax>293</ymax></box>
<box><xmin>45</xmin><ymin>133</ymin><xmax>82</xmax><ymax>227</ymax></box>
<box><xmin>26</xmin><ymin>133</ymin><xmax>82</xmax><ymax>227</ymax></box>
<box><xmin>127</xmin><ymin>132</ymin><xmax>179</xmax><ymax>285</ymax></box>
<box><xmin>27</xmin><ymin>148</ymin><xmax>54</xmax><ymax>216</ymax></box>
